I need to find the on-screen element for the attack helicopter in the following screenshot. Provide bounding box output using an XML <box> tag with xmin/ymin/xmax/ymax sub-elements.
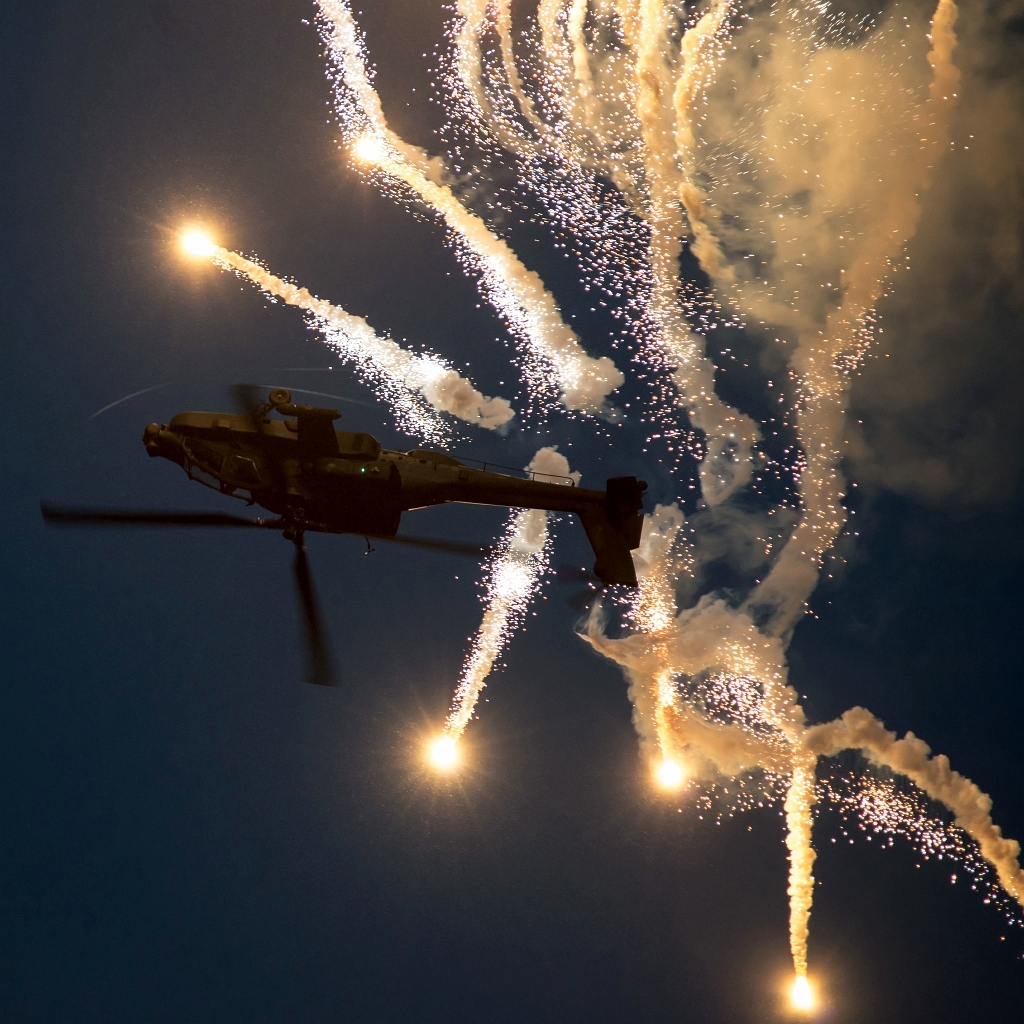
<box><xmin>41</xmin><ymin>387</ymin><xmax>646</xmax><ymax>684</ymax></box>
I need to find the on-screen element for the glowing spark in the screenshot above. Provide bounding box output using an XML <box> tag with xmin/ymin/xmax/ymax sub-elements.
<box><xmin>655</xmin><ymin>760</ymin><xmax>685</xmax><ymax>790</ymax></box>
<box><xmin>352</xmin><ymin>133</ymin><xmax>386</xmax><ymax>164</ymax></box>
<box><xmin>789</xmin><ymin>974</ymin><xmax>815</xmax><ymax>1013</ymax></box>
<box><xmin>180</xmin><ymin>229</ymin><xmax>216</xmax><ymax>258</ymax></box>
<box><xmin>429</xmin><ymin>735</ymin><xmax>460</xmax><ymax>771</ymax></box>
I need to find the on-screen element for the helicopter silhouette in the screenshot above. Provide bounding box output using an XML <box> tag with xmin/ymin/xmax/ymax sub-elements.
<box><xmin>42</xmin><ymin>387</ymin><xmax>646</xmax><ymax>685</ymax></box>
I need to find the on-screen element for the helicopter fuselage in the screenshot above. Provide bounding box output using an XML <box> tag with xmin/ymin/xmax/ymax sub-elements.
<box><xmin>142</xmin><ymin>408</ymin><xmax>646</xmax><ymax>585</ymax></box>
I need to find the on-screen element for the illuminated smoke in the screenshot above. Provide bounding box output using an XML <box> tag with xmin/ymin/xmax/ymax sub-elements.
<box><xmin>318</xmin><ymin>0</ymin><xmax>1022</xmax><ymax>990</ymax></box>
<box><xmin>207</xmin><ymin>245</ymin><xmax>513</xmax><ymax>441</ymax></box>
<box><xmin>631</xmin><ymin>0</ymin><xmax>760</xmax><ymax>505</ymax></box>
<box><xmin>316</xmin><ymin>0</ymin><xmax>625</xmax><ymax>417</ymax></box>
<box><xmin>806</xmin><ymin>707</ymin><xmax>1024</xmax><ymax>907</ymax></box>
<box><xmin>629</xmin><ymin>503</ymin><xmax>688</xmax><ymax>638</ymax></box>
<box><xmin>623</xmin><ymin>504</ymin><xmax>688</xmax><ymax>766</ymax></box>
<box><xmin>444</xmin><ymin>447</ymin><xmax>578</xmax><ymax>739</ymax></box>
<box><xmin>785</xmin><ymin>753</ymin><xmax>818</xmax><ymax>979</ymax></box>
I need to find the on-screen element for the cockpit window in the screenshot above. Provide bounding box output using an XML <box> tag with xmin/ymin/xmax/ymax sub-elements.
<box><xmin>183</xmin><ymin>438</ymin><xmax>225</xmax><ymax>473</ymax></box>
<box><xmin>186</xmin><ymin>463</ymin><xmax>222</xmax><ymax>491</ymax></box>
<box><xmin>223</xmin><ymin>455</ymin><xmax>261</xmax><ymax>486</ymax></box>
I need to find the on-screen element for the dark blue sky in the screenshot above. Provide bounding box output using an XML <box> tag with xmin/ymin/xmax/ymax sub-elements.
<box><xmin>3</xmin><ymin>2</ymin><xmax>1023</xmax><ymax>1021</ymax></box>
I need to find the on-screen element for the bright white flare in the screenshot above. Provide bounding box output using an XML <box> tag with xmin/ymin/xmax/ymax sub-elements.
<box><xmin>655</xmin><ymin>760</ymin><xmax>685</xmax><ymax>790</ymax></box>
<box><xmin>429</xmin><ymin>736</ymin><xmax>460</xmax><ymax>771</ymax></box>
<box><xmin>352</xmin><ymin>133</ymin><xmax>387</xmax><ymax>164</ymax></box>
<box><xmin>181</xmin><ymin>229</ymin><xmax>216</xmax><ymax>258</ymax></box>
<box><xmin>789</xmin><ymin>975</ymin><xmax>815</xmax><ymax>1013</ymax></box>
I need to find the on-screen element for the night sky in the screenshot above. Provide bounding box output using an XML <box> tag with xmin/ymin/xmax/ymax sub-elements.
<box><xmin>3</xmin><ymin>2</ymin><xmax>1023</xmax><ymax>1022</ymax></box>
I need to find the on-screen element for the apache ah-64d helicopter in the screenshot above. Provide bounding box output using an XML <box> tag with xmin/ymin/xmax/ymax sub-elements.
<box><xmin>42</xmin><ymin>387</ymin><xmax>646</xmax><ymax>684</ymax></box>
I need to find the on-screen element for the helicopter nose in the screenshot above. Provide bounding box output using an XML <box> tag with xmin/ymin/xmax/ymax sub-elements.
<box><xmin>143</xmin><ymin>422</ymin><xmax>163</xmax><ymax>457</ymax></box>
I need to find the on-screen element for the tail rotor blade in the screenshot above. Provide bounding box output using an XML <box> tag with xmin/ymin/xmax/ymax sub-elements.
<box><xmin>293</xmin><ymin>545</ymin><xmax>337</xmax><ymax>687</ymax></box>
<box><xmin>374</xmin><ymin>535</ymin><xmax>492</xmax><ymax>559</ymax></box>
<box><xmin>555</xmin><ymin>563</ymin><xmax>597</xmax><ymax>584</ymax></box>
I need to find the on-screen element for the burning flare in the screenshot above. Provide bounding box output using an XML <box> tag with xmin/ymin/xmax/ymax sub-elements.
<box><xmin>789</xmin><ymin>974</ymin><xmax>815</xmax><ymax>1013</ymax></box>
<box><xmin>180</xmin><ymin>229</ymin><xmax>216</xmax><ymax>258</ymax></box>
<box><xmin>428</xmin><ymin>735</ymin><xmax>460</xmax><ymax>772</ymax></box>
<box><xmin>655</xmin><ymin>760</ymin><xmax>685</xmax><ymax>790</ymax></box>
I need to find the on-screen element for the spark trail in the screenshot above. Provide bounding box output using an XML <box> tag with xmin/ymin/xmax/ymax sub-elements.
<box><xmin>190</xmin><ymin>239</ymin><xmax>513</xmax><ymax>441</ymax></box>
<box><xmin>316</xmin><ymin>0</ymin><xmax>624</xmax><ymax>417</ymax></box>
<box><xmin>442</xmin><ymin>447</ymin><xmax>578</xmax><ymax>743</ymax></box>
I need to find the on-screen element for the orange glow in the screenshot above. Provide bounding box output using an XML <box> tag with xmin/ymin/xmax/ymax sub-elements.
<box><xmin>789</xmin><ymin>975</ymin><xmax>815</xmax><ymax>1013</ymax></box>
<box><xmin>180</xmin><ymin>229</ymin><xmax>217</xmax><ymax>258</ymax></box>
<box><xmin>655</xmin><ymin>759</ymin><xmax>685</xmax><ymax>790</ymax></box>
<box><xmin>352</xmin><ymin>134</ymin><xmax>387</xmax><ymax>164</ymax></box>
<box><xmin>428</xmin><ymin>735</ymin><xmax>459</xmax><ymax>771</ymax></box>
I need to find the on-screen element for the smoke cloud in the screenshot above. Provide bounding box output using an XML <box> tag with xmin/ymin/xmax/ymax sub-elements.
<box><xmin>844</xmin><ymin>0</ymin><xmax>1024</xmax><ymax>506</ymax></box>
<box><xmin>321</xmin><ymin>0</ymin><xmax>1023</xmax><ymax>987</ymax></box>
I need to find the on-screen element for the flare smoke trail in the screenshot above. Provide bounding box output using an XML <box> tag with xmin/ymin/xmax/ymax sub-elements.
<box><xmin>316</xmin><ymin>0</ymin><xmax>624</xmax><ymax>418</ymax></box>
<box><xmin>444</xmin><ymin>447</ymin><xmax>578</xmax><ymax>739</ymax></box>
<box><xmin>451</xmin><ymin>0</ymin><xmax>759</xmax><ymax>504</ymax></box>
<box><xmin>805</xmin><ymin>708</ymin><xmax>1024</xmax><ymax>906</ymax></box>
<box><xmin>313</xmin><ymin>0</ymin><xmax>1021</xmax><ymax>990</ymax></box>
<box><xmin>206</xmin><ymin>245</ymin><xmax>513</xmax><ymax>440</ymax></box>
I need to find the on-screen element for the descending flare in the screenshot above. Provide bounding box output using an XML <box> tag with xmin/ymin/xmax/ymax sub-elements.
<box><xmin>180</xmin><ymin>229</ymin><xmax>217</xmax><ymax>258</ymax></box>
<box><xmin>429</xmin><ymin>735</ymin><xmax>460</xmax><ymax>771</ymax></box>
<box><xmin>351</xmin><ymin>133</ymin><xmax>388</xmax><ymax>164</ymax></box>
<box><xmin>443</xmin><ymin>448</ymin><xmax>577</xmax><ymax>740</ymax></box>
<box><xmin>789</xmin><ymin>974</ymin><xmax>815</xmax><ymax>1013</ymax></box>
<box><xmin>655</xmin><ymin>759</ymin><xmax>685</xmax><ymax>790</ymax></box>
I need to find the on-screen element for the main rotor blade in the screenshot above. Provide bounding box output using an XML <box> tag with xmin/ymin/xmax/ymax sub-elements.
<box><xmin>229</xmin><ymin>383</ymin><xmax>266</xmax><ymax>421</ymax></box>
<box><xmin>41</xmin><ymin>504</ymin><xmax>283</xmax><ymax>530</ymax></box>
<box><xmin>293</xmin><ymin>545</ymin><xmax>337</xmax><ymax>687</ymax></box>
<box><xmin>374</xmin><ymin>534</ymin><xmax>493</xmax><ymax>559</ymax></box>
<box><xmin>251</xmin><ymin>383</ymin><xmax>372</xmax><ymax>408</ymax></box>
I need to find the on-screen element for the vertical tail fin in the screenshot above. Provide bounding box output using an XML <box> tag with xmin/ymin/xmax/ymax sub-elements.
<box><xmin>579</xmin><ymin>477</ymin><xmax>646</xmax><ymax>586</ymax></box>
